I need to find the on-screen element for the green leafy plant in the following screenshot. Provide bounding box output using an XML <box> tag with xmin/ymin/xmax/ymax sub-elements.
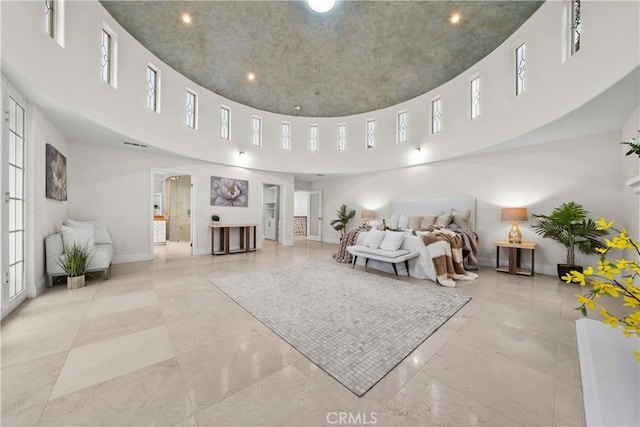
<box><xmin>58</xmin><ymin>243</ymin><xmax>92</xmax><ymax>277</ymax></box>
<box><xmin>532</xmin><ymin>201</ymin><xmax>606</xmax><ymax>266</ymax></box>
<box><xmin>330</xmin><ymin>204</ymin><xmax>356</xmax><ymax>238</ymax></box>
<box><xmin>211</xmin><ymin>214</ymin><xmax>220</xmax><ymax>222</ymax></box>
<box><xmin>622</xmin><ymin>135</ymin><xmax>640</xmax><ymax>157</ymax></box>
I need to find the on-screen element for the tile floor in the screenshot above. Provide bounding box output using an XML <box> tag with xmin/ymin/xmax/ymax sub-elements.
<box><xmin>1</xmin><ymin>238</ymin><xmax>586</xmax><ymax>426</ymax></box>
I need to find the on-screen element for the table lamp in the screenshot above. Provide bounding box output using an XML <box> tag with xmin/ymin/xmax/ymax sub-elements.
<box><xmin>361</xmin><ymin>209</ymin><xmax>375</xmax><ymax>225</ymax></box>
<box><xmin>501</xmin><ymin>207</ymin><xmax>528</xmax><ymax>243</ymax></box>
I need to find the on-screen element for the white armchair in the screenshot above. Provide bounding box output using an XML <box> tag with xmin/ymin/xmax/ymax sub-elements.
<box><xmin>45</xmin><ymin>220</ymin><xmax>114</xmax><ymax>286</ymax></box>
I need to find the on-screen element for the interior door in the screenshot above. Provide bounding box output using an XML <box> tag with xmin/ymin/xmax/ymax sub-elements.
<box><xmin>1</xmin><ymin>91</ymin><xmax>27</xmax><ymax>318</ymax></box>
<box><xmin>264</xmin><ymin>185</ymin><xmax>279</xmax><ymax>240</ymax></box>
<box><xmin>307</xmin><ymin>190</ymin><xmax>322</xmax><ymax>241</ymax></box>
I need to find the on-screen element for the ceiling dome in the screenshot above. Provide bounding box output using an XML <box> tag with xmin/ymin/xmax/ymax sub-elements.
<box><xmin>101</xmin><ymin>1</ymin><xmax>543</xmax><ymax>117</ymax></box>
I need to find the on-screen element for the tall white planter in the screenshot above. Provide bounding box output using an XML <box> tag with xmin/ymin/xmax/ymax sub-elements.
<box><xmin>576</xmin><ymin>318</ymin><xmax>640</xmax><ymax>426</ymax></box>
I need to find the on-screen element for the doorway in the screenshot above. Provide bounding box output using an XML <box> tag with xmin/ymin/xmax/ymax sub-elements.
<box><xmin>151</xmin><ymin>170</ymin><xmax>196</xmax><ymax>257</ymax></box>
<box><xmin>262</xmin><ymin>184</ymin><xmax>280</xmax><ymax>241</ymax></box>
<box><xmin>293</xmin><ymin>190</ymin><xmax>322</xmax><ymax>241</ymax></box>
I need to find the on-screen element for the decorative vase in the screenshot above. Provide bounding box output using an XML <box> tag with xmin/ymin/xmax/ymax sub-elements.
<box><xmin>557</xmin><ymin>264</ymin><xmax>583</xmax><ymax>280</ymax></box>
<box><xmin>67</xmin><ymin>275</ymin><xmax>85</xmax><ymax>289</ymax></box>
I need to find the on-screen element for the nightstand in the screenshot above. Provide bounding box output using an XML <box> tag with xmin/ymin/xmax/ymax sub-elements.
<box><xmin>495</xmin><ymin>240</ymin><xmax>536</xmax><ymax>276</ymax></box>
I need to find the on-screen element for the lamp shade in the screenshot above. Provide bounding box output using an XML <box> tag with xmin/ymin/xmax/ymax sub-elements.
<box><xmin>501</xmin><ymin>207</ymin><xmax>528</xmax><ymax>222</ymax></box>
<box><xmin>361</xmin><ymin>209</ymin><xmax>375</xmax><ymax>220</ymax></box>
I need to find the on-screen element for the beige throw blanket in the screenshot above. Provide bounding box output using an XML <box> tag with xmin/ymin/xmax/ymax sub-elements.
<box><xmin>420</xmin><ymin>229</ymin><xmax>478</xmax><ymax>285</ymax></box>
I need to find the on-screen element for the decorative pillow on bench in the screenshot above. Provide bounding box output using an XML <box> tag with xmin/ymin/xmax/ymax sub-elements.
<box><xmin>379</xmin><ymin>231</ymin><xmax>405</xmax><ymax>251</ymax></box>
<box><xmin>364</xmin><ymin>229</ymin><xmax>386</xmax><ymax>248</ymax></box>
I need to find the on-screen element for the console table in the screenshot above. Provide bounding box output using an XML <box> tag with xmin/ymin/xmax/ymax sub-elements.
<box><xmin>210</xmin><ymin>223</ymin><xmax>258</xmax><ymax>255</ymax></box>
<box><xmin>495</xmin><ymin>240</ymin><xmax>536</xmax><ymax>276</ymax></box>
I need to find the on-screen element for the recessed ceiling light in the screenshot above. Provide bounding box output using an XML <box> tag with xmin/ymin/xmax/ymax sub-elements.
<box><xmin>450</xmin><ymin>13</ymin><xmax>461</xmax><ymax>24</ymax></box>
<box><xmin>182</xmin><ymin>14</ymin><xmax>192</xmax><ymax>24</ymax></box>
<box><xmin>247</xmin><ymin>72</ymin><xmax>256</xmax><ymax>81</ymax></box>
<box><xmin>294</xmin><ymin>105</ymin><xmax>302</xmax><ymax>111</ymax></box>
<box><xmin>307</xmin><ymin>0</ymin><xmax>336</xmax><ymax>14</ymax></box>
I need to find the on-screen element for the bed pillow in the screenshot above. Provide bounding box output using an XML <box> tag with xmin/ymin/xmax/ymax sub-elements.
<box><xmin>451</xmin><ymin>209</ymin><xmax>471</xmax><ymax>229</ymax></box>
<box><xmin>61</xmin><ymin>224</ymin><xmax>96</xmax><ymax>250</ymax></box>
<box><xmin>434</xmin><ymin>211</ymin><xmax>452</xmax><ymax>227</ymax></box>
<box><xmin>379</xmin><ymin>231</ymin><xmax>405</xmax><ymax>251</ymax></box>
<box><xmin>397</xmin><ymin>214</ymin><xmax>409</xmax><ymax>230</ymax></box>
<box><xmin>387</xmin><ymin>215</ymin><xmax>399</xmax><ymax>229</ymax></box>
<box><xmin>363</xmin><ymin>229</ymin><xmax>386</xmax><ymax>249</ymax></box>
<box><xmin>419</xmin><ymin>213</ymin><xmax>437</xmax><ymax>229</ymax></box>
<box><xmin>407</xmin><ymin>215</ymin><xmax>423</xmax><ymax>231</ymax></box>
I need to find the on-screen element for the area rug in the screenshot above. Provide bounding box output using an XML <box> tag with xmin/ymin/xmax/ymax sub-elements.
<box><xmin>210</xmin><ymin>262</ymin><xmax>471</xmax><ymax>396</ymax></box>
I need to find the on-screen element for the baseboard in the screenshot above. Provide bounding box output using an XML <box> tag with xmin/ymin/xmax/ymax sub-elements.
<box><xmin>112</xmin><ymin>253</ymin><xmax>153</xmax><ymax>264</ymax></box>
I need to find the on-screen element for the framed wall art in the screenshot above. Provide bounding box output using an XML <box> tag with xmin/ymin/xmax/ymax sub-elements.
<box><xmin>211</xmin><ymin>176</ymin><xmax>248</xmax><ymax>207</ymax></box>
<box><xmin>45</xmin><ymin>143</ymin><xmax>67</xmax><ymax>201</ymax></box>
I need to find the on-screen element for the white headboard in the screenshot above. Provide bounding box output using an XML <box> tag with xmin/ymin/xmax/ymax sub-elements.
<box><xmin>389</xmin><ymin>197</ymin><xmax>477</xmax><ymax>230</ymax></box>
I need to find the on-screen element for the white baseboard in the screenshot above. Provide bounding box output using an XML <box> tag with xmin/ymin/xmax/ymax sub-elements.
<box><xmin>112</xmin><ymin>253</ymin><xmax>153</xmax><ymax>264</ymax></box>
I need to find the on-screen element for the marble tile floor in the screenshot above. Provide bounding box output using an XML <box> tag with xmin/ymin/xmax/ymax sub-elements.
<box><xmin>1</xmin><ymin>238</ymin><xmax>586</xmax><ymax>426</ymax></box>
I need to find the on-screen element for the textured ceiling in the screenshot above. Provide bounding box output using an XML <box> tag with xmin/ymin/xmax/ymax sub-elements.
<box><xmin>100</xmin><ymin>0</ymin><xmax>544</xmax><ymax>117</ymax></box>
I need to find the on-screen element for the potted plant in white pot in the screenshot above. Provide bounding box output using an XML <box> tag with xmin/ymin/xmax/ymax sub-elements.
<box><xmin>531</xmin><ymin>201</ymin><xmax>607</xmax><ymax>279</ymax></box>
<box><xmin>58</xmin><ymin>243</ymin><xmax>92</xmax><ymax>289</ymax></box>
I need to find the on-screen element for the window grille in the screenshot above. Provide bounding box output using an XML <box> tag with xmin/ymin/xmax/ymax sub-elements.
<box><xmin>220</xmin><ymin>106</ymin><xmax>230</xmax><ymax>140</ymax></box>
<box><xmin>100</xmin><ymin>29</ymin><xmax>112</xmax><ymax>84</ymax></box>
<box><xmin>282</xmin><ymin>122</ymin><xmax>291</xmax><ymax>150</ymax></box>
<box><xmin>397</xmin><ymin>111</ymin><xmax>408</xmax><ymax>143</ymax></box>
<box><xmin>186</xmin><ymin>91</ymin><xmax>196</xmax><ymax>129</ymax></box>
<box><xmin>471</xmin><ymin>77</ymin><xmax>480</xmax><ymax>119</ymax></box>
<box><xmin>146</xmin><ymin>66</ymin><xmax>158</xmax><ymax>111</ymax></box>
<box><xmin>366</xmin><ymin>119</ymin><xmax>375</xmax><ymax>149</ymax></box>
<box><xmin>571</xmin><ymin>0</ymin><xmax>581</xmax><ymax>55</ymax></box>
<box><xmin>252</xmin><ymin>116</ymin><xmax>262</xmax><ymax>146</ymax></box>
<box><xmin>337</xmin><ymin>124</ymin><xmax>347</xmax><ymax>152</ymax></box>
<box><xmin>310</xmin><ymin>125</ymin><xmax>319</xmax><ymax>152</ymax></box>
<box><xmin>44</xmin><ymin>0</ymin><xmax>55</xmax><ymax>38</ymax></box>
<box><xmin>432</xmin><ymin>98</ymin><xmax>442</xmax><ymax>134</ymax></box>
<box><xmin>516</xmin><ymin>44</ymin><xmax>526</xmax><ymax>95</ymax></box>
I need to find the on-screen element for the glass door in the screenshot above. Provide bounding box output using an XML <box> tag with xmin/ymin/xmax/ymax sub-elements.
<box><xmin>2</xmin><ymin>93</ymin><xmax>27</xmax><ymax>317</ymax></box>
<box><xmin>307</xmin><ymin>190</ymin><xmax>322</xmax><ymax>241</ymax></box>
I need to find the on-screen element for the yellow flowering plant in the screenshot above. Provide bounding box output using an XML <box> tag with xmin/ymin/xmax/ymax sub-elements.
<box><xmin>562</xmin><ymin>218</ymin><xmax>640</xmax><ymax>361</ymax></box>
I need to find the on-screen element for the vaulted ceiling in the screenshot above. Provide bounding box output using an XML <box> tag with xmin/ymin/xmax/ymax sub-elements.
<box><xmin>100</xmin><ymin>0</ymin><xmax>544</xmax><ymax>117</ymax></box>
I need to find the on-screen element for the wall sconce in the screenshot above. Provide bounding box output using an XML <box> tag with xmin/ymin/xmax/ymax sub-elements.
<box><xmin>239</xmin><ymin>150</ymin><xmax>245</xmax><ymax>156</ymax></box>
<box><xmin>501</xmin><ymin>207</ymin><xmax>528</xmax><ymax>243</ymax></box>
<box><xmin>414</xmin><ymin>147</ymin><xmax>422</xmax><ymax>152</ymax></box>
<box><xmin>361</xmin><ymin>209</ymin><xmax>375</xmax><ymax>225</ymax></box>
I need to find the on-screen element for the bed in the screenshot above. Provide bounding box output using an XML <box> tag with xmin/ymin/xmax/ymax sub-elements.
<box><xmin>344</xmin><ymin>197</ymin><xmax>480</xmax><ymax>287</ymax></box>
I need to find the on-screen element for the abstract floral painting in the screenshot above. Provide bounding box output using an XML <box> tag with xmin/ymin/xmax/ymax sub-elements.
<box><xmin>211</xmin><ymin>176</ymin><xmax>249</xmax><ymax>207</ymax></box>
<box><xmin>45</xmin><ymin>143</ymin><xmax>67</xmax><ymax>201</ymax></box>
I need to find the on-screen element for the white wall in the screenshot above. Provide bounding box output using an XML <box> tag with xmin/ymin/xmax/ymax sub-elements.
<box><xmin>2</xmin><ymin>1</ymin><xmax>638</xmax><ymax>174</ymax></box>
<box><xmin>67</xmin><ymin>142</ymin><xmax>295</xmax><ymax>263</ymax></box>
<box><xmin>28</xmin><ymin>105</ymin><xmax>69</xmax><ymax>296</ymax></box>
<box><xmin>312</xmin><ymin>130</ymin><xmax>631</xmax><ymax>276</ymax></box>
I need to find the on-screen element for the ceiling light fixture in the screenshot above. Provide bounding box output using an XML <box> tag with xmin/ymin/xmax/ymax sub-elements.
<box><xmin>182</xmin><ymin>13</ymin><xmax>192</xmax><ymax>24</ymax></box>
<box><xmin>307</xmin><ymin>0</ymin><xmax>336</xmax><ymax>14</ymax></box>
<box><xmin>450</xmin><ymin>13</ymin><xmax>461</xmax><ymax>24</ymax></box>
<box><xmin>247</xmin><ymin>72</ymin><xmax>256</xmax><ymax>81</ymax></box>
<box><xmin>294</xmin><ymin>105</ymin><xmax>301</xmax><ymax>111</ymax></box>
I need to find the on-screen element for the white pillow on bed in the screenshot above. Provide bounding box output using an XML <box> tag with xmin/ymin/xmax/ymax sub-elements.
<box><xmin>387</xmin><ymin>215</ymin><xmax>399</xmax><ymax>229</ymax></box>
<box><xmin>364</xmin><ymin>229</ymin><xmax>386</xmax><ymax>248</ymax></box>
<box><xmin>397</xmin><ymin>214</ymin><xmax>409</xmax><ymax>229</ymax></box>
<box><xmin>379</xmin><ymin>231</ymin><xmax>405</xmax><ymax>251</ymax></box>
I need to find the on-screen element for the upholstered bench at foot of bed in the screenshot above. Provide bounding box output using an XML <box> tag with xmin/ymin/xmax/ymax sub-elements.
<box><xmin>346</xmin><ymin>245</ymin><xmax>420</xmax><ymax>277</ymax></box>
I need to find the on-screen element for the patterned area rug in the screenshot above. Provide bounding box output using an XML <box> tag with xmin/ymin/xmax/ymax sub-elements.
<box><xmin>210</xmin><ymin>262</ymin><xmax>471</xmax><ymax>396</ymax></box>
